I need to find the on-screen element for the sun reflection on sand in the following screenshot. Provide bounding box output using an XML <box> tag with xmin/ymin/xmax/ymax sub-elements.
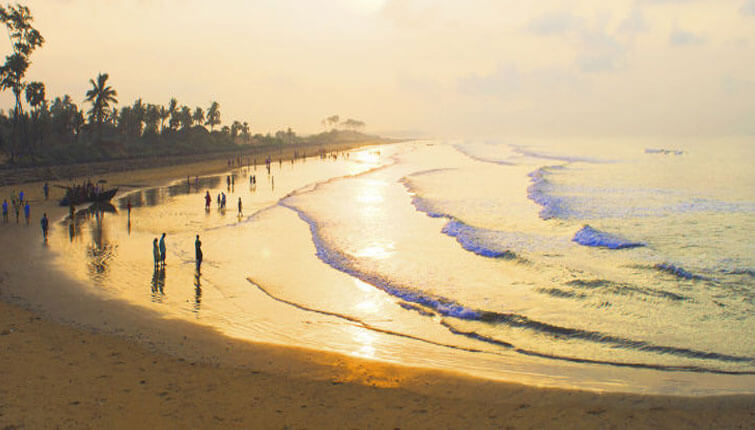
<box><xmin>350</xmin><ymin>326</ymin><xmax>377</xmax><ymax>359</ymax></box>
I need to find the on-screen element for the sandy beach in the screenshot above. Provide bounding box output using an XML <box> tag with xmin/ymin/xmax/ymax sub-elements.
<box><xmin>0</xmin><ymin>143</ymin><xmax>753</xmax><ymax>429</ymax></box>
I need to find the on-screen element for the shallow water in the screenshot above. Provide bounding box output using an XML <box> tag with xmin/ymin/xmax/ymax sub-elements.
<box><xmin>48</xmin><ymin>140</ymin><xmax>755</xmax><ymax>395</ymax></box>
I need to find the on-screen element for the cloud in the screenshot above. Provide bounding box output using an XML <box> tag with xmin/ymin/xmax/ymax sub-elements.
<box><xmin>457</xmin><ymin>65</ymin><xmax>521</xmax><ymax>97</ymax></box>
<box><xmin>456</xmin><ymin>64</ymin><xmax>583</xmax><ymax>100</ymax></box>
<box><xmin>527</xmin><ymin>11</ymin><xmax>581</xmax><ymax>35</ymax></box>
<box><xmin>741</xmin><ymin>0</ymin><xmax>755</xmax><ymax>16</ymax></box>
<box><xmin>618</xmin><ymin>7</ymin><xmax>649</xmax><ymax>35</ymax></box>
<box><xmin>577</xmin><ymin>31</ymin><xmax>628</xmax><ymax>72</ymax></box>
<box><xmin>669</xmin><ymin>28</ymin><xmax>706</xmax><ymax>45</ymax></box>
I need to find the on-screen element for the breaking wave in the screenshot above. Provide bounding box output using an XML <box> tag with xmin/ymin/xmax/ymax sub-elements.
<box><xmin>278</xmin><ymin>197</ymin><xmax>754</xmax><ymax>370</ymax></box>
<box><xmin>572</xmin><ymin>225</ymin><xmax>645</xmax><ymax>249</ymax></box>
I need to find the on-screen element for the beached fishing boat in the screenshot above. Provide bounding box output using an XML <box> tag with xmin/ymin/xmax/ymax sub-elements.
<box><xmin>59</xmin><ymin>183</ymin><xmax>119</xmax><ymax>206</ymax></box>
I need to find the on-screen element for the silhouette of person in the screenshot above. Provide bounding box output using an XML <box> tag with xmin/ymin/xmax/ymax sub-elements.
<box><xmin>40</xmin><ymin>213</ymin><xmax>49</xmax><ymax>240</ymax></box>
<box><xmin>159</xmin><ymin>233</ymin><xmax>167</xmax><ymax>266</ymax></box>
<box><xmin>205</xmin><ymin>191</ymin><xmax>211</xmax><ymax>210</ymax></box>
<box><xmin>152</xmin><ymin>238</ymin><xmax>160</xmax><ymax>268</ymax></box>
<box><xmin>195</xmin><ymin>234</ymin><xmax>203</xmax><ymax>270</ymax></box>
<box><xmin>2</xmin><ymin>200</ymin><xmax>7</xmax><ymax>222</ymax></box>
<box><xmin>237</xmin><ymin>198</ymin><xmax>242</xmax><ymax>216</ymax></box>
<box><xmin>23</xmin><ymin>202</ymin><xmax>30</xmax><ymax>224</ymax></box>
<box><xmin>43</xmin><ymin>182</ymin><xmax>49</xmax><ymax>200</ymax></box>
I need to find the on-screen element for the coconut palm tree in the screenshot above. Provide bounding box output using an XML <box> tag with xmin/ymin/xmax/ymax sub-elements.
<box><xmin>159</xmin><ymin>105</ymin><xmax>168</xmax><ymax>134</ymax></box>
<box><xmin>167</xmin><ymin>97</ymin><xmax>178</xmax><ymax>130</ymax></box>
<box><xmin>205</xmin><ymin>101</ymin><xmax>220</xmax><ymax>131</ymax></box>
<box><xmin>179</xmin><ymin>105</ymin><xmax>192</xmax><ymax>130</ymax></box>
<box><xmin>192</xmin><ymin>107</ymin><xmax>204</xmax><ymax>127</ymax></box>
<box><xmin>84</xmin><ymin>73</ymin><xmax>118</xmax><ymax>135</ymax></box>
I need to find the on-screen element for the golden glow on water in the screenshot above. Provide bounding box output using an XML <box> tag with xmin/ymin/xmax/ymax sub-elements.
<box><xmin>353</xmin><ymin>243</ymin><xmax>394</xmax><ymax>260</ymax></box>
<box><xmin>350</xmin><ymin>327</ymin><xmax>378</xmax><ymax>360</ymax></box>
<box><xmin>354</xmin><ymin>298</ymin><xmax>380</xmax><ymax>314</ymax></box>
<box><xmin>42</xmin><ymin>142</ymin><xmax>755</xmax><ymax>395</ymax></box>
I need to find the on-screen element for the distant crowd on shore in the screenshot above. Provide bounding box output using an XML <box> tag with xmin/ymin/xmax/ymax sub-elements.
<box><xmin>3</xmin><ymin>184</ymin><xmax>50</xmax><ymax>241</ymax></box>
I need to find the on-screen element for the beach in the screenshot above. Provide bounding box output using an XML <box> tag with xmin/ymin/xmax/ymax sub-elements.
<box><xmin>0</xmin><ymin>140</ymin><xmax>753</xmax><ymax>429</ymax></box>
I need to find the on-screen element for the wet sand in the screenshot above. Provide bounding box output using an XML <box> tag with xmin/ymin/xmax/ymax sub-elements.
<box><xmin>0</xmin><ymin>148</ymin><xmax>753</xmax><ymax>429</ymax></box>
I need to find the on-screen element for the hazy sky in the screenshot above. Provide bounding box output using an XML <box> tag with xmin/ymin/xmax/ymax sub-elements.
<box><xmin>2</xmin><ymin>0</ymin><xmax>754</xmax><ymax>138</ymax></box>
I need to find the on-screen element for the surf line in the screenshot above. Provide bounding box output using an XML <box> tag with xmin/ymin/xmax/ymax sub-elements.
<box><xmin>246</xmin><ymin>277</ymin><xmax>488</xmax><ymax>355</ymax></box>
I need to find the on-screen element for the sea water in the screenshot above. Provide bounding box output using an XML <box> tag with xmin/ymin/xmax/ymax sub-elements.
<box><xmin>48</xmin><ymin>139</ymin><xmax>755</xmax><ymax>394</ymax></box>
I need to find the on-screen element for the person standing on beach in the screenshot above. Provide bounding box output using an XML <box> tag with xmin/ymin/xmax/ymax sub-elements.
<box><xmin>152</xmin><ymin>238</ymin><xmax>160</xmax><ymax>268</ymax></box>
<box><xmin>237</xmin><ymin>197</ymin><xmax>242</xmax><ymax>216</ymax></box>
<box><xmin>159</xmin><ymin>233</ymin><xmax>167</xmax><ymax>266</ymax></box>
<box><xmin>24</xmin><ymin>201</ymin><xmax>30</xmax><ymax>224</ymax></box>
<box><xmin>43</xmin><ymin>182</ymin><xmax>49</xmax><ymax>200</ymax></box>
<box><xmin>126</xmin><ymin>199</ymin><xmax>132</xmax><ymax>218</ymax></box>
<box><xmin>41</xmin><ymin>213</ymin><xmax>49</xmax><ymax>240</ymax></box>
<box><xmin>2</xmin><ymin>199</ymin><xmax>7</xmax><ymax>222</ymax></box>
<box><xmin>195</xmin><ymin>235</ymin><xmax>203</xmax><ymax>270</ymax></box>
<box><xmin>205</xmin><ymin>191</ymin><xmax>211</xmax><ymax>209</ymax></box>
<box><xmin>18</xmin><ymin>190</ymin><xmax>24</xmax><ymax>203</ymax></box>
<box><xmin>14</xmin><ymin>201</ymin><xmax>19</xmax><ymax>223</ymax></box>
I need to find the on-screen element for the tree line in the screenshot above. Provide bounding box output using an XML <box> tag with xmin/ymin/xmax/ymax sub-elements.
<box><xmin>0</xmin><ymin>4</ymin><xmax>373</xmax><ymax>167</ymax></box>
<box><xmin>0</xmin><ymin>4</ymin><xmax>259</xmax><ymax>166</ymax></box>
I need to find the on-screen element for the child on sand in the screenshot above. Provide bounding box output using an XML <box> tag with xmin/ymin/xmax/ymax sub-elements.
<box><xmin>24</xmin><ymin>202</ymin><xmax>30</xmax><ymax>224</ymax></box>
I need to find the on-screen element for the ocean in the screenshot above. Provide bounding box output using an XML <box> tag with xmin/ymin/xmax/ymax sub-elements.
<box><xmin>49</xmin><ymin>139</ymin><xmax>755</xmax><ymax>394</ymax></box>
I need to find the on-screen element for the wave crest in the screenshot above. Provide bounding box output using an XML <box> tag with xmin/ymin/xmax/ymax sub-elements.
<box><xmin>572</xmin><ymin>225</ymin><xmax>645</xmax><ymax>249</ymax></box>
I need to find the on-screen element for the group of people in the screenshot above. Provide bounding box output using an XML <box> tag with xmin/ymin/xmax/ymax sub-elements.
<box><xmin>204</xmin><ymin>190</ymin><xmax>243</xmax><ymax>215</ymax></box>
<box><xmin>3</xmin><ymin>190</ymin><xmax>31</xmax><ymax>224</ymax></box>
<box><xmin>151</xmin><ymin>232</ymin><xmax>203</xmax><ymax>270</ymax></box>
<box><xmin>3</xmin><ymin>187</ymin><xmax>50</xmax><ymax>241</ymax></box>
<box><xmin>152</xmin><ymin>233</ymin><xmax>167</xmax><ymax>268</ymax></box>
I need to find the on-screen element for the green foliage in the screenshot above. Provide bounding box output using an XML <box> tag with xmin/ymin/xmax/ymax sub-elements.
<box><xmin>0</xmin><ymin>3</ymin><xmax>45</xmax><ymax>162</ymax></box>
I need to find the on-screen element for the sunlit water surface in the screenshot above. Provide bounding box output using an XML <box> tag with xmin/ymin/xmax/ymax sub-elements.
<box><xmin>49</xmin><ymin>140</ymin><xmax>755</xmax><ymax>395</ymax></box>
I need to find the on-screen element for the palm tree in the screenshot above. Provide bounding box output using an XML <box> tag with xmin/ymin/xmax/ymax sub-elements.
<box><xmin>159</xmin><ymin>105</ymin><xmax>168</xmax><ymax>134</ymax></box>
<box><xmin>192</xmin><ymin>107</ymin><xmax>204</xmax><ymax>127</ymax></box>
<box><xmin>241</xmin><ymin>121</ymin><xmax>250</xmax><ymax>143</ymax></box>
<box><xmin>179</xmin><ymin>105</ymin><xmax>192</xmax><ymax>130</ymax></box>
<box><xmin>205</xmin><ymin>101</ymin><xmax>220</xmax><ymax>131</ymax></box>
<box><xmin>167</xmin><ymin>97</ymin><xmax>178</xmax><ymax>130</ymax></box>
<box><xmin>24</xmin><ymin>81</ymin><xmax>45</xmax><ymax>111</ymax></box>
<box><xmin>144</xmin><ymin>104</ymin><xmax>160</xmax><ymax>136</ymax></box>
<box><xmin>84</xmin><ymin>73</ymin><xmax>118</xmax><ymax>135</ymax></box>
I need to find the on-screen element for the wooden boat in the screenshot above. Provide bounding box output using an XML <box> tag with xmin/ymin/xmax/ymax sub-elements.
<box><xmin>59</xmin><ymin>185</ymin><xmax>119</xmax><ymax>206</ymax></box>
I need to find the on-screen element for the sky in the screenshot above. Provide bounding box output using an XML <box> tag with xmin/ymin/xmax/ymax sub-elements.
<box><xmin>2</xmin><ymin>0</ymin><xmax>754</xmax><ymax>138</ymax></box>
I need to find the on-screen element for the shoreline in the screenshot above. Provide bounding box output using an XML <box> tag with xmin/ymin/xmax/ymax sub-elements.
<box><xmin>0</xmin><ymin>142</ymin><xmax>753</xmax><ymax>428</ymax></box>
<box><xmin>0</xmin><ymin>139</ymin><xmax>390</xmax><ymax>186</ymax></box>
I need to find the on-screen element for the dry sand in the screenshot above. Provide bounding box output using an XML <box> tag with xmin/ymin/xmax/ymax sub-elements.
<box><xmin>0</xmin><ymin>143</ymin><xmax>753</xmax><ymax>429</ymax></box>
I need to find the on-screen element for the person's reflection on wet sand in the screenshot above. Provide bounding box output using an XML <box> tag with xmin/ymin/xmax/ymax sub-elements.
<box><xmin>151</xmin><ymin>266</ymin><xmax>166</xmax><ymax>303</ymax></box>
<box><xmin>193</xmin><ymin>268</ymin><xmax>202</xmax><ymax>315</ymax></box>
